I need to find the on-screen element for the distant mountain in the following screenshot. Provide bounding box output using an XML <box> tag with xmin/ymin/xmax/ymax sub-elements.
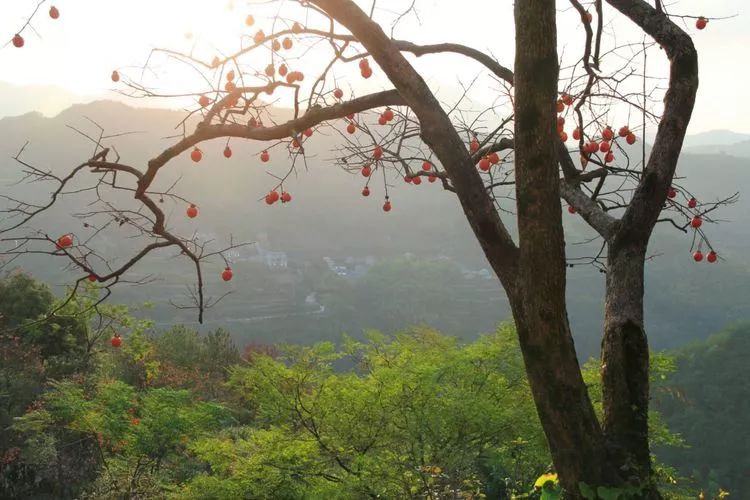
<box><xmin>682</xmin><ymin>129</ymin><xmax>750</xmax><ymax>148</ymax></box>
<box><xmin>639</xmin><ymin>129</ymin><xmax>750</xmax><ymax>159</ymax></box>
<box><xmin>0</xmin><ymin>81</ymin><xmax>163</xmax><ymax>121</ymax></box>
<box><xmin>678</xmin><ymin>129</ymin><xmax>750</xmax><ymax>158</ymax></box>
<box><xmin>684</xmin><ymin>139</ymin><xmax>750</xmax><ymax>159</ymax></box>
<box><xmin>0</xmin><ymin>81</ymin><xmax>92</xmax><ymax>119</ymax></box>
<box><xmin>1</xmin><ymin>99</ymin><xmax>748</xmax><ymax>357</ymax></box>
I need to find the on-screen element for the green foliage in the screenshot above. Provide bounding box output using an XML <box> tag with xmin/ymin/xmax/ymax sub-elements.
<box><xmin>177</xmin><ymin>325</ymin><xmax>549</xmax><ymax>499</ymax></box>
<box><xmin>149</xmin><ymin>326</ymin><xmax>241</xmax><ymax>399</ymax></box>
<box><xmin>0</xmin><ymin>273</ymin><xmax>89</xmax><ymax>498</ymax></box>
<box><xmin>3</xmin><ymin>272</ymin><xmax>737</xmax><ymax>499</ymax></box>
<box><xmin>574</xmin><ymin>481</ymin><xmax>654</xmax><ymax>500</ymax></box>
<box><xmin>13</xmin><ymin>379</ymin><xmax>230</xmax><ymax>499</ymax></box>
<box><xmin>0</xmin><ymin>273</ymin><xmax>91</xmax><ymax>379</ymax></box>
<box><xmin>1</xmin><ymin>274</ymin><xmax>164</xmax><ymax>498</ymax></box>
<box><xmin>654</xmin><ymin>322</ymin><xmax>750</xmax><ymax>497</ymax></box>
<box><xmin>0</xmin><ymin>272</ymin><xmax>55</xmax><ymax>329</ymax></box>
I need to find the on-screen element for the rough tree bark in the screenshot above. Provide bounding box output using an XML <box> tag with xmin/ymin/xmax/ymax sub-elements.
<box><xmin>600</xmin><ymin>0</ymin><xmax>699</xmax><ymax>492</ymax></box>
<box><xmin>602</xmin><ymin>242</ymin><xmax>650</xmax><ymax>480</ymax></box>
<box><xmin>512</xmin><ymin>0</ymin><xmax>613</xmax><ymax>493</ymax></box>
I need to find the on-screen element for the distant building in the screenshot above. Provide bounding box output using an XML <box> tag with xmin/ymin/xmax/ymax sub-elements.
<box><xmin>224</xmin><ymin>249</ymin><xmax>242</xmax><ymax>261</ymax></box>
<box><xmin>265</xmin><ymin>251</ymin><xmax>288</xmax><ymax>268</ymax></box>
<box><xmin>323</xmin><ymin>256</ymin><xmax>376</xmax><ymax>278</ymax></box>
<box><xmin>461</xmin><ymin>268</ymin><xmax>493</xmax><ymax>280</ymax></box>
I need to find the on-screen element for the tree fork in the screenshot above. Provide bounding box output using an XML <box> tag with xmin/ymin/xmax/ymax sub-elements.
<box><xmin>600</xmin><ymin>1</ymin><xmax>698</xmax><ymax>495</ymax></box>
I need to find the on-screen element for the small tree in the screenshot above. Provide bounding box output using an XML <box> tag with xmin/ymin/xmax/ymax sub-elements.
<box><xmin>1</xmin><ymin>0</ymin><xmax>735</xmax><ymax>495</ymax></box>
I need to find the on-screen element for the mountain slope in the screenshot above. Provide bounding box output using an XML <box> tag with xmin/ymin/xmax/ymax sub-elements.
<box><xmin>685</xmin><ymin>140</ymin><xmax>750</xmax><ymax>158</ymax></box>
<box><xmin>681</xmin><ymin>129</ymin><xmax>750</xmax><ymax>148</ymax></box>
<box><xmin>1</xmin><ymin>100</ymin><xmax>748</xmax><ymax>357</ymax></box>
<box><xmin>655</xmin><ymin>323</ymin><xmax>750</xmax><ymax>496</ymax></box>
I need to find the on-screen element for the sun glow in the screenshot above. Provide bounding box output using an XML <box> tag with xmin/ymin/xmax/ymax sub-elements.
<box><xmin>2</xmin><ymin>1</ymin><xmax>400</xmax><ymax>107</ymax></box>
<box><xmin>0</xmin><ymin>0</ymin><xmax>748</xmax><ymax>133</ymax></box>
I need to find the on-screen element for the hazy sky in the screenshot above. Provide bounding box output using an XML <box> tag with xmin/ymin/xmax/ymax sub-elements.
<box><xmin>1</xmin><ymin>0</ymin><xmax>747</xmax><ymax>134</ymax></box>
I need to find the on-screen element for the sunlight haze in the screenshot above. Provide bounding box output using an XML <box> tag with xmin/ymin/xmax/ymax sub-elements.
<box><xmin>1</xmin><ymin>0</ymin><xmax>747</xmax><ymax>134</ymax></box>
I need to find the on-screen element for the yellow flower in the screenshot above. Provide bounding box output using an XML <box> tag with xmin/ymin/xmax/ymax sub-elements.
<box><xmin>534</xmin><ymin>473</ymin><xmax>558</xmax><ymax>489</ymax></box>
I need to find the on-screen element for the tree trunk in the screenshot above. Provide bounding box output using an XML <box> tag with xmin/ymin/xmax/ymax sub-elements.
<box><xmin>601</xmin><ymin>241</ymin><xmax>662</xmax><ymax>497</ymax></box>
<box><xmin>509</xmin><ymin>298</ymin><xmax>610</xmax><ymax>493</ymax></box>
<box><xmin>511</xmin><ymin>0</ymin><xmax>612</xmax><ymax>495</ymax></box>
<box><xmin>599</xmin><ymin>4</ymin><xmax>698</xmax><ymax>496</ymax></box>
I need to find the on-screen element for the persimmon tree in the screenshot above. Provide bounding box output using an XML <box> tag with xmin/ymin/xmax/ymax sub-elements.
<box><xmin>0</xmin><ymin>0</ymin><xmax>736</xmax><ymax>496</ymax></box>
<box><xmin>4</xmin><ymin>0</ymin><xmax>60</xmax><ymax>49</ymax></box>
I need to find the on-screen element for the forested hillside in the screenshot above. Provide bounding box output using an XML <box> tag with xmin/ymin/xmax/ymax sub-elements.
<box><xmin>4</xmin><ymin>273</ymin><xmax>741</xmax><ymax>499</ymax></box>
<box><xmin>654</xmin><ymin>322</ymin><xmax>750</xmax><ymax>496</ymax></box>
